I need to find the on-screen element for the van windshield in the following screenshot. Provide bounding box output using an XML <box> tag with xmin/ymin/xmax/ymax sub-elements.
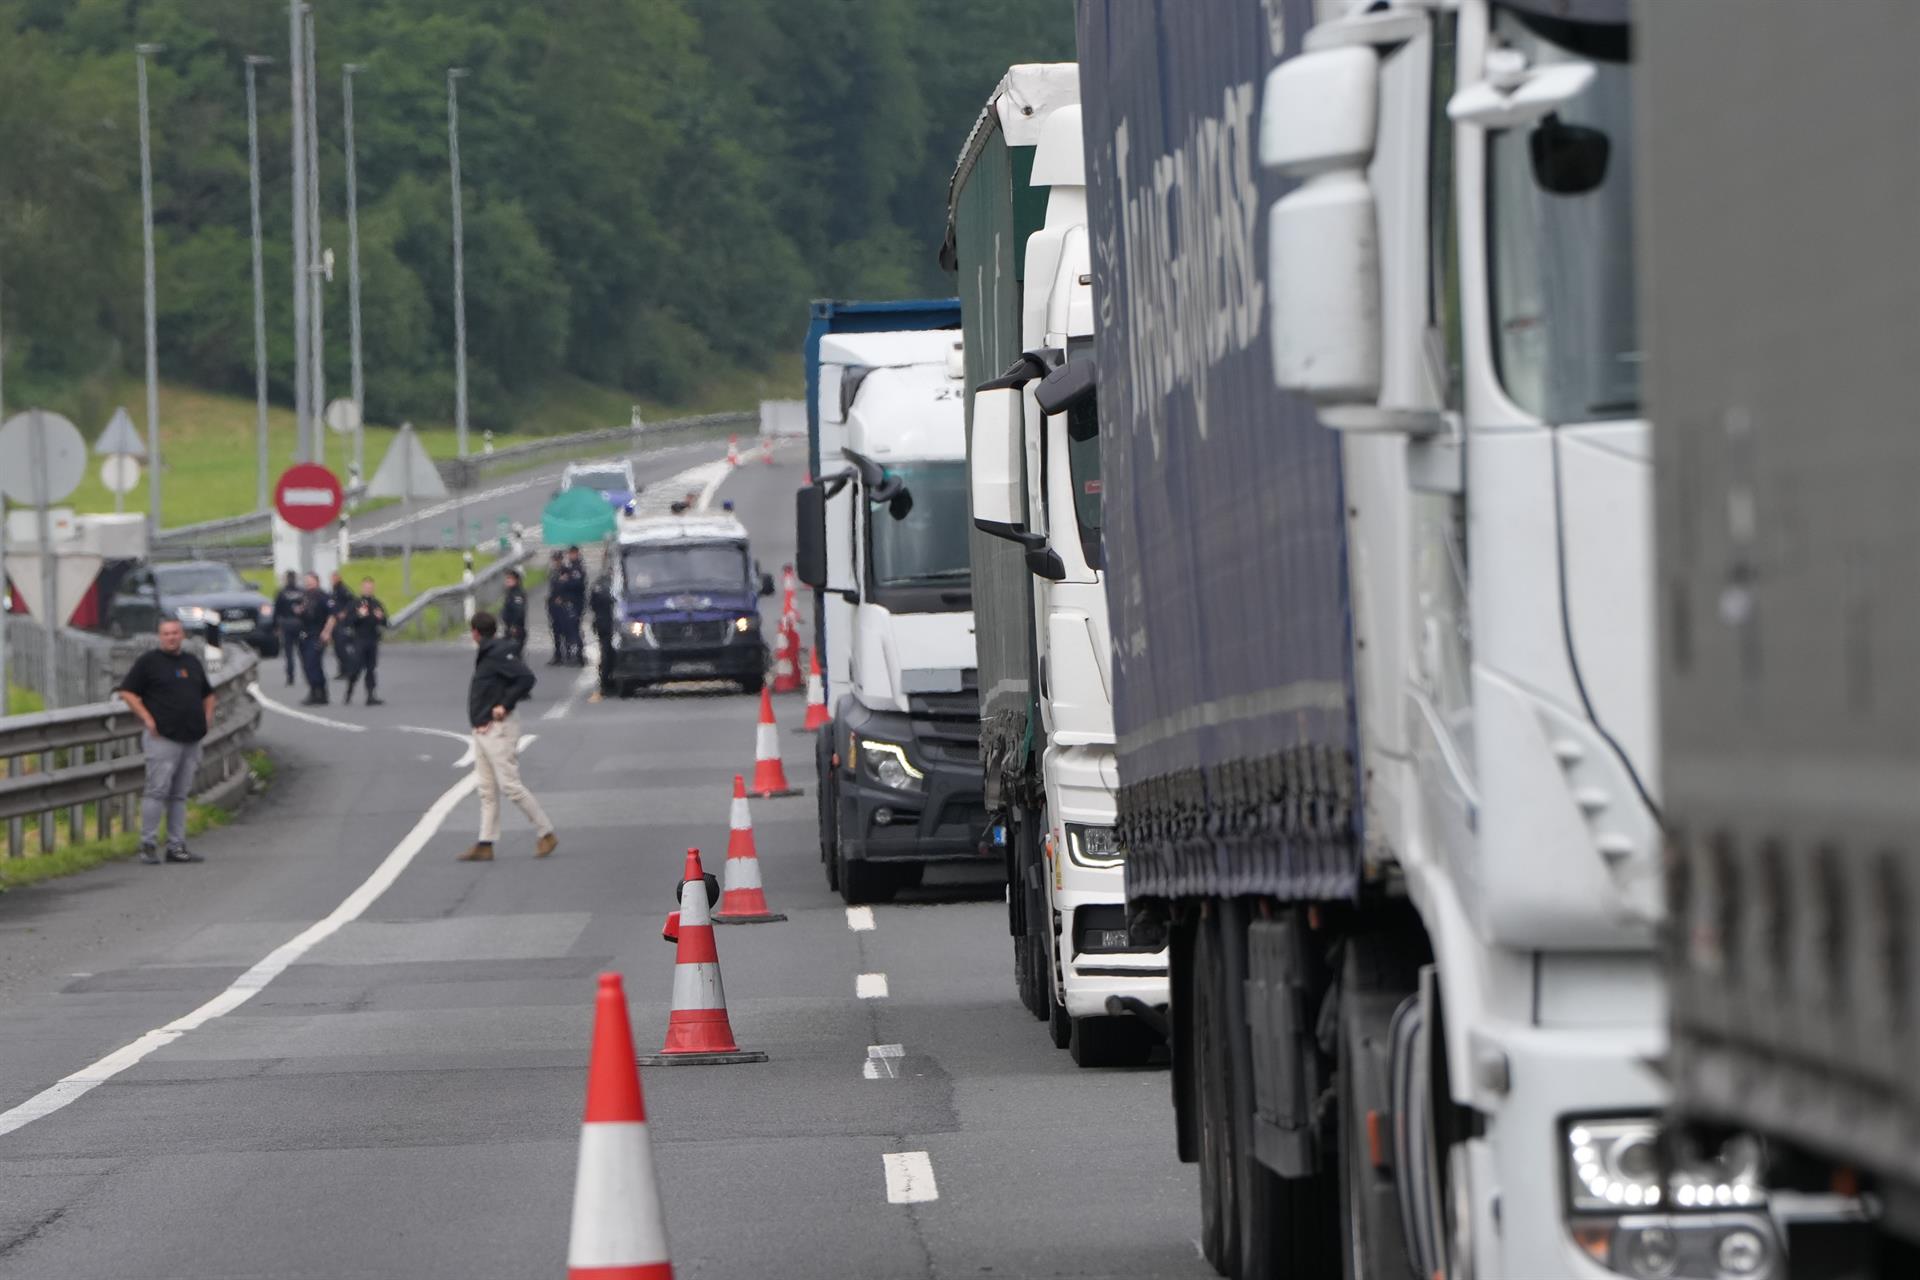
<box><xmin>620</xmin><ymin>542</ymin><xmax>746</xmax><ymax>595</ymax></box>
<box><xmin>569</xmin><ymin>468</ymin><xmax>631</xmax><ymax>493</ymax></box>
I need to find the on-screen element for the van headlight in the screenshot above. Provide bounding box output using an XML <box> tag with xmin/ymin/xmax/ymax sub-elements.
<box><xmin>858</xmin><ymin>738</ymin><xmax>923</xmax><ymax>793</ymax></box>
<box><xmin>734</xmin><ymin>614</ymin><xmax>757</xmax><ymax>633</ymax></box>
<box><xmin>1565</xmin><ymin>1120</ymin><xmax>1765</xmax><ymax>1214</ymax></box>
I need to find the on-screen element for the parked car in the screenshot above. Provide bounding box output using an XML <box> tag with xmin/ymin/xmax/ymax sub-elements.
<box><xmin>108</xmin><ymin>560</ymin><xmax>279</xmax><ymax>657</ymax></box>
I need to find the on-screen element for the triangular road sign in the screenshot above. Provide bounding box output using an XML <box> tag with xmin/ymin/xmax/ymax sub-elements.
<box><xmin>94</xmin><ymin>406</ymin><xmax>146</xmax><ymax>457</ymax></box>
<box><xmin>365</xmin><ymin>423</ymin><xmax>448</xmax><ymax>500</ymax></box>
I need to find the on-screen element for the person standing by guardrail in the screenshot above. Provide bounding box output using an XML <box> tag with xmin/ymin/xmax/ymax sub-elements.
<box><xmin>459</xmin><ymin>611</ymin><xmax>557</xmax><ymax>862</ymax></box>
<box><xmin>115</xmin><ymin>618</ymin><xmax>213</xmax><ymax>865</ymax></box>
<box><xmin>273</xmin><ymin>570</ymin><xmax>303</xmax><ymax>687</ymax></box>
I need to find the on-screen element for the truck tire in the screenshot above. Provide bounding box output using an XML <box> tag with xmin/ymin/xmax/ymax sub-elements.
<box><xmin>817</xmin><ymin>737</ymin><xmax>840</xmax><ymax>892</ymax></box>
<box><xmin>1194</xmin><ymin>914</ymin><xmax>1241</xmax><ymax>1277</ymax></box>
<box><xmin>1338</xmin><ymin>937</ymin><xmax>1421</xmax><ymax>1280</ymax></box>
<box><xmin>1047</xmin><ymin>981</ymin><xmax>1072</xmax><ymax>1050</ymax></box>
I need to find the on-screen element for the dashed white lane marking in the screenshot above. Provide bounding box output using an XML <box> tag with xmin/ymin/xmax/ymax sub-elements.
<box><xmin>845</xmin><ymin>906</ymin><xmax>875</xmax><ymax>932</ymax></box>
<box><xmin>0</xmin><ymin>738</ymin><xmax>524</xmax><ymax>1138</ymax></box>
<box><xmin>882</xmin><ymin>1152</ymin><xmax>939</xmax><ymax>1204</ymax></box>
<box><xmin>856</xmin><ymin>973</ymin><xmax>889</xmax><ymax>999</ymax></box>
<box><xmin>863</xmin><ymin>1044</ymin><xmax>905</xmax><ymax>1080</ymax></box>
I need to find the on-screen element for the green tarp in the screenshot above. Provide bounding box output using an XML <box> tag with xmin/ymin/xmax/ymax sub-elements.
<box><xmin>540</xmin><ymin>486</ymin><xmax>616</xmax><ymax>547</ymax></box>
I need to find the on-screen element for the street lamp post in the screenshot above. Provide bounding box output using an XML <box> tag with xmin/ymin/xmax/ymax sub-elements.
<box><xmin>303</xmin><ymin>5</ymin><xmax>325</xmax><ymax>469</ymax></box>
<box><xmin>287</xmin><ymin>0</ymin><xmax>312</xmax><ymax>570</ymax></box>
<box><xmin>344</xmin><ymin>62</ymin><xmax>365</xmax><ymax>490</ymax></box>
<box><xmin>136</xmin><ymin>42</ymin><xmax>164</xmax><ymax>537</ymax></box>
<box><xmin>246</xmin><ymin>55</ymin><xmax>273</xmax><ymax>514</ymax></box>
<box><xmin>447</xmin><ymin>67</ymin><xmax>470</xmax><ymax>551</ymax></box>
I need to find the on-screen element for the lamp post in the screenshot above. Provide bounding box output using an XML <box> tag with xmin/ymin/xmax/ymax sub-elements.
<box><xmin>246</xmin><ymin>55</ymin><xmax>273</xmax><ymax>513</ymax></box>
<box><xmin>287</xmin><ymin>0</ymin><xmax>312</xmax><ymax>570</ymax></box>
<box><xmin>303</xmin><ymin>5</ymin><xmax>325</xmax><ymax>468</ymax></box>
<box><xmin>136</xmin><ymin>42</ymin><xmax>164</xmax><ymax>536</ymax></box>
<box><xmin>343</xmin><ymin>62</ymin><xmax>366</xmax><ymax>490</ymax></box>
<box><xmin>447</xmin><ymin>67</ymin><xmax>470</xmax><ymax>551</ymax></box>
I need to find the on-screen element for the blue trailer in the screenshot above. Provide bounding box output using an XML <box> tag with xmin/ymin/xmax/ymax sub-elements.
<box><xmin>801</xmin><ymin>298</ymin><xmax>960</xmax><ymax>476</ymax></box>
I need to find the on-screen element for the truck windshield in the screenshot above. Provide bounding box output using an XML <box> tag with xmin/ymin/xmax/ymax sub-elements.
<box><xmin>620</xmin><ymin>543</ymin><xmax>746</xmax><ymax>595</ymax></box>
<box><xmin>1486</xmin><ymin>8</ymin><xmax>1639</xmax><ymax>422</ymax></box>
<box><xmin>869</xmin><ymin>462</ymin><xmax>971</xmax><ymax>587</ymax></box>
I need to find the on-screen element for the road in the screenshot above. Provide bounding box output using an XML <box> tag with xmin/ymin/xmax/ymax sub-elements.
<box><xmin>0</xmin><ymin>452</ymin><xmax>1209</xmax><ymax>1279</ymax></box>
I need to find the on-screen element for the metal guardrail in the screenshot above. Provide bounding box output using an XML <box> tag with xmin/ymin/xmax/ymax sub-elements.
<box><xmin>150</xmin><ymin>410</ymin><xmax>756</xmax><ymax>551</ymax></box>
<box><xmin>4</xmin><ymin>617</ymin><xmax>157</xmax><ymax>708</ymax></box>
<box><xmin>387</xmin><ymin>544</ymin><xmax>535</xmax><ymax>639</ymax></box>
<box><xmin>0</xmin><ymin>651</ymin><xmax>262</xmax><ymax>859</ymax></box>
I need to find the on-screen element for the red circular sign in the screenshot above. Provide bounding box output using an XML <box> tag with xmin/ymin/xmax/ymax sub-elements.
<box><xmin>274</xmin><ymin>463</ymin><xmax>344</xmax><ymax>531</ymax></box>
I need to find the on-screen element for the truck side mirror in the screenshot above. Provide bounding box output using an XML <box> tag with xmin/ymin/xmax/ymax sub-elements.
<box><xmin>795</xmin><ymin>484</ymin><xmax>828</xmax><ymax>588</ymax></box>
<box><xmin>969</xmin><ymin>385</ymin><xmax>1024</xmax><ymax>539</ymax></box>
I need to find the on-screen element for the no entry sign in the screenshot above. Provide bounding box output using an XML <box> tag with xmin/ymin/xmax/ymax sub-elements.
<box><xmin>274</xmin><ymin>462</ymin><xmax>344</xmax><ymax>531</ymax></box>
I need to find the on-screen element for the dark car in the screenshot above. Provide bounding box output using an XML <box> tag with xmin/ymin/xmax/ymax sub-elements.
<box><xmin>108</xmin><ymin>560</ymin><xmax>280</xmax><ymax>657</ymax></box>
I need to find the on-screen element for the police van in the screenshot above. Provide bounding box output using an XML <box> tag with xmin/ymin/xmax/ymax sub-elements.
<box><xmin>607</xmin><ymin>511</ymin><xmax>774</xmax><ymax>695</ymax></box>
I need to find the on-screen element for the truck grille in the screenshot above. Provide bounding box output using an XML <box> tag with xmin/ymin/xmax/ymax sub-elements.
<box><xmin>653</xmin><ymin>620</ymin><xmax>728</xmax><ymax>647</ymax></box>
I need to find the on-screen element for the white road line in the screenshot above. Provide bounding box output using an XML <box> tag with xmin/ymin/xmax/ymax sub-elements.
<box><xmin>0</xmin><ymin>754</ymin><xmax>499</xmax><ymax>1139</ymax></box>
<box><xmin>845</xmin><ymin>906</ymin><xmax>875</xmax><ymax>932</ymax></box>
<box><xmin>856</xmin><ymin>972</ymin><xmax>889</xmax><ymax>999</ymax></box>
<box><xmin>882</xmin><ymin>1152</ymin><xmax>939</xmax><ymax>1204</ymax></box>
<box><xmin>251</xmin><ymin>687</ymin><xmax>367</xmax><ymax>732</ymax></box>
<box><xmin>862</xmin><ymin>1043</ymin><xmax>905</xmax><ymax>1080</ymax></box>
<box><xmin>542</xmin><ymin>645</ymin><xmax>600</xmax><ymax>720</ymax></box>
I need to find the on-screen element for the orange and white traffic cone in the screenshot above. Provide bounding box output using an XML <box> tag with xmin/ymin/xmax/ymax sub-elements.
<box><xmin>638</xmin><ymin>849</ymin><xmax>768</xmax><ymax>1066</ymax></box>
<box><xmin>568</xmin><ymin>973</ymin><xmax>675</xmax><ymax>1279</ymax></box>
<box><xmin>771</xmin><ymin>621</ymin><xmax>802</xmax><ymax>694</ymax></box>
<box><xmin>761</xmin><ymin>436</ymin><xmax>774</xmax><ymax>464</ymax></box>
<box><xmin>712</xmin><ymin>776</ymin><xmax>786</xmax><ymax>924</ymax></box>
<box><xmin>726</xmin><ymin>435</ymin><xmax>740</xmax><ymax>466</ymax></box>
<box><xmin>801</xmin><ymin>648</ymin><xmax>829</xmax><ymax>733</ymax></box>
<box><xmin>748</xmin><ymin>688</ymin><xmax>803</xmax><ymax>797</ymax></box>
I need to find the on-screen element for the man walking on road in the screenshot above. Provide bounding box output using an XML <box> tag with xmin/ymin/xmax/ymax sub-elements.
<box><xmin>461</xmin><ymin>611</ymin><xmax>558</xmax><ymax>862</ymax></box>
<box><xmin>116</xmin><ymin>618</ymin><xmax>213</xmax><ymax>865</ymax></box>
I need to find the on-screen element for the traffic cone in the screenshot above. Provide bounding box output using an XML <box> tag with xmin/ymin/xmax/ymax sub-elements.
<box><xmin>726</xmin><ymin>435</ymin><xmax>740</xmax><ymax>466</ymax></box>
<box><xmin>638</xmin><ymin>849</ymin><xmax>768</xmax><ymax>1065</ymax></box>
<box><xmin>802</xmin><ymin>647</ymin><xmax>829</xmax><ymax>732</ymax></box>
<box><xmin>771</xmin><ymin>621</ymin><xmax>802</xmax><ymax>694</ymax></box>
<box><xmin>761</xmin><ymin>436</ymin><xmax>775</xmax><ymax>464</ymax></box>
<box><xmin>748</xmin><ymin>687</ymin><xmax>803</xmax><ymax>797</ymax></box>
<box><xmin>712</xmin><ymin>776</ymin><xmax>786</xmax><ymax>924</ymax></box>
<box><xmin>567</xmin><ymin>973</ymin><xmax>675</xmax><ymax>1279</ymax></box>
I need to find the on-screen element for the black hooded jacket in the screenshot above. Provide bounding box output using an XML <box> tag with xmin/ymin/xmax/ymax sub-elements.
<box><xmin>467</xmin><ymin>637</ymin><xmax>537</xmax><ymax>728</ymax></box>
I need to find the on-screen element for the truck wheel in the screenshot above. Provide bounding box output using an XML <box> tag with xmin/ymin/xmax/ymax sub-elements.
<box><xmin>1338</xmin><ymin>939</ymin><xmax>1421</xmax><ymax>1280</ymax></box>
<box><xmin>1194</xmin><ymin>915</ymin><xmax>1241</xmax><ymax>1277</ymax></box>
<box><xmin>1047</xmin><ymin>982</ymin><xmax>1072</xmax><ymax>1050</ymax></box>
<box><xmin>1071</xmin><ymin>1015</ymin><xmax>1157</xmax><ymax>1068</ymax></box>
<box><xmin>818</xmin><ymin>744</ymin><xmax>840</xmax><ymax>891</ymax></box>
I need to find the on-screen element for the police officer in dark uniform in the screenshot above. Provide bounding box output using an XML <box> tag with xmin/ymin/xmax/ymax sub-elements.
<box><xmin>588</xmin><ymin>570</ymin><xmax>616</xmax><ymax>696</ymax></box>
<box><xmin>545</xmin><ymin>551</ymin><xmax>568</xmax><ymax>666</ymax></box>
<box><xmin>561</xmin><ymin>546</ymin><xmax>589</xmax><ymax>667</ymax></box>
<box><xmin>295</xmin><ymin>572</ymin><xmax>332</xmax><ymax>705</ymax></box>
<box><xmin>500</xmin><ymin>569</ymin><xmax>529</xmax><ymax>658</ymax></box>
<box><xmin>272</xmin><ymin>570</ymin><xmax>304</xmax><ymax>687</ymax></box>
<box><xmin>338</xmin><ymin>576</ymin><xmax>388</xmax><ymax>706</ymax></box>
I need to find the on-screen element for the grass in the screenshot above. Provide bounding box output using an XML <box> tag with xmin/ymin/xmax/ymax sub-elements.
<box><xmin>0</xmin><ymin>800</ymin><xmax>235</xmax><ymax>891</ymax></box>
<box><xmin>5</xmin><ymin>684</ymin><xmax>43</xmax><ymax>716</ymax></box>
<box><xmin>48</xmin><ymin>362</ymin><xmax>798</xmax><ymax>530</ymax></box>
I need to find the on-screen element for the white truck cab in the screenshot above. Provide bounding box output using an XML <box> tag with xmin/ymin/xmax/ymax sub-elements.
<box><xmin>796</xmin><ymin>331</ymin><xmax>991</xmax><ymax>904</ymax></box>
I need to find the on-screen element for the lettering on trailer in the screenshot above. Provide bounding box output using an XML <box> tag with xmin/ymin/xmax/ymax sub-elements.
<box><xmin>1098</xmin><ymin>83</ymin><xmax>1265</xmax><ymax>460</ymax></box>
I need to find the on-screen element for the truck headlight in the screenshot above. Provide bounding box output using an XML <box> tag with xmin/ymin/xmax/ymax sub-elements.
<box><xmin>1065</xmin><ymin>823</ymin><xmax>1124</xmax><ymax>867</ymax></box>
<box><xmin>1566</xmin><ymin>1120</ymin><xmax>1766</xmax><ymax>1214</ymax></box>
<box><xmin>858</xmin><ymin>739</ymin><xmax>923</xmax><ymax>792</ymax></box>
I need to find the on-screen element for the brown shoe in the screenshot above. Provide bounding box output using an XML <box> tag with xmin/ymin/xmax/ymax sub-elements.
<box><xmin>534</xmin><ymin>832</ymin><xmax>558</xmax><ymax>858</ymax></box>
<box><xmin>457</xmin><ymin>843</ymin><xmax>494</xmax><ymax>862</ymax></box>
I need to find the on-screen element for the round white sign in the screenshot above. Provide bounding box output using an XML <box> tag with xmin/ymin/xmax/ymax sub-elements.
<box><xmin>0</xmin><ymin>411</ymin><xmax>87</xmax><ymax>505</ymax></box>
<box><xmin>100</xmin><ymin>454</ymin><xmax>143</xmax><ymax>495</ymax></box>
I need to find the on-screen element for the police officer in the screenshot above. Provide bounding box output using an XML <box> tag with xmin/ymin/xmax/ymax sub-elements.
<box><xmin>500</xmin><ymin>568</ymin><xmax>529</xmax><ymax>658</ymax></box>
<box><xmin>561</xmin><ymin>546</ymin><xmax>589</xmax><ymax>667</ymax></box>
<box><xmin>545</xmin><ymin>551</ymin><xmax>568</xmax><ymax>666</ymax></box>
<box><xmin>588</xmin><ymin>570</ymin><xmax>616</xmax><ymax>697</ymax></box>
<box><xmin>272</xmin><ymin>570</ymin><xmax>304</xmax><ymax>687</ymax></box>
<box><xmin>328</xmin><ymin>576</ymin><xmax>388</xmax><ymax>706</ymax></box>
<box><xmin>295</xmin><ymin>572</ymin><xmax>332</xmax><ymax>705</ymax></box>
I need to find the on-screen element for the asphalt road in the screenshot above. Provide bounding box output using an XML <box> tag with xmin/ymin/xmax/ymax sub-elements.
<box><xmin>0</xmin><ymin>452</ymin><xmax>1209</xmax><ymax>1279</ymax></box>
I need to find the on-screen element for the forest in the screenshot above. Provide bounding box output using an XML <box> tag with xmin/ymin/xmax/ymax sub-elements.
<box><xmin>0</xmin><ymin>0</ymin><xmax>1073</xmax><ymax>428</ymax></box>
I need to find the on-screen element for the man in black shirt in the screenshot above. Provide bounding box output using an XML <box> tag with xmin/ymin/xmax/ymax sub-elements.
<box><xmin>326</xmin><ymin>576</ymin><xmax>388</xmax><ymax>706</ymax></box>
<box><xmin>459</xmin><ymin>611</ymin><xmax>557</xmax><ymax>862</ymax></box>
<box><xmin>117</xmin><ymin>619</ymin><xmax>214</xmax><ymax>864</ymax></box>
<box><xmin>296</xmin><ymin>572</ymin><xmax>332</xmax><ymax>705</ymax></box>
<box><xmin>272</xmin><ymin>570</ymin><xmax>303</xmax><ymax>687</ymax></box>
<box><xmin>500</xmin><ymin>569</ymin><xmax>529</xmax><ymax>658</ymax></box>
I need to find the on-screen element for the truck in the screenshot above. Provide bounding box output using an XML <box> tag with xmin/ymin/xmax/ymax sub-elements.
<box><xmin>947</xmin><ymin>64</ymin><xmax>1168</xmax><ymax>1066</ymax></box>
<box><xmin>1076</xmin><ymin>0</ymin><xmax>1780</xmax><ymax>1276</ymax></box>
<box><xmin>1644</xmin><ymin>1</ymin><xmax>1902</xmax><ymax>1270</ymax></box>
<box><xmin>795</xmin><ymin>327</ymin><xmax>991</xmax><ymax>904</ymax></box>
<box><xmin>605</xmin><ymin>510</ymin><xmax>774</xmax><ymax>696</ymax></box>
